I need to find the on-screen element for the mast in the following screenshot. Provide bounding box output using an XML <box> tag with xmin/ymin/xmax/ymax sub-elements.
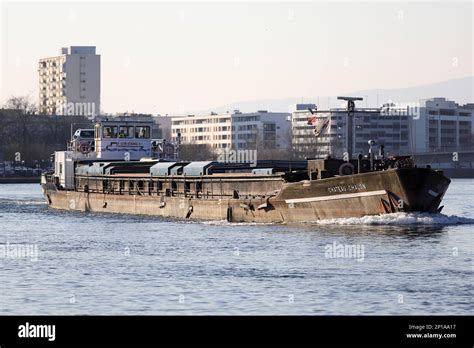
<box><xmin>337</xmin><ymin>96</ymin><xmax>363</xmax><ymax>160</ymax></box>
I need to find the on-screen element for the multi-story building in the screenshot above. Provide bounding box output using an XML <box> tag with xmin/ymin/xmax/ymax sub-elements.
<box><xmin>38</xmin><ymin>46</ymin><xmax>100</xmax><ymax>117</ymax></box>
<box><xmin>171</xmin><ymin>110</ymin><xmax>291</xmax><ymax>151</ymax></box>
<box><xmin>411</xmin><ymin>98</ymin><xmax>474</xmax><ymax>153</ymax></box>
<box><xmin>152</xmin><ymin>115</ymin><xmax>173</xmax><ymax>140</ymax></box>
<box><xmin>292</xmin><ymin>104</ymin><xmax>412</xmax><ymax>158</ymax></box>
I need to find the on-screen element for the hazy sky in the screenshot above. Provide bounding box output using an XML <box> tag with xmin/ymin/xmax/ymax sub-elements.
<box><xmin>1</xmin><ymin>1</ymin><xmax>472</xmax><ymax>114</ymax></box>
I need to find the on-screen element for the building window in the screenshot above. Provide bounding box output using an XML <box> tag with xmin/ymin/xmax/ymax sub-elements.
<box><xmin>439</xmin><ymin>109</ymin><xmax>455</xmax><ymax>116</ymax></box>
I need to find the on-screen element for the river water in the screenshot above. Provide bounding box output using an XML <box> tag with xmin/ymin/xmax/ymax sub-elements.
<box><xmin>0</xmin><ymin>181</ymin><xmax>472</xmax><ymax>315</ymax></box>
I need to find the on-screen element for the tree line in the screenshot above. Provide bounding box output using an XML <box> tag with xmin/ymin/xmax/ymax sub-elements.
<box><xmin>0</xmin><ymin>96</ymin><xmax>92</xmax><ymax>166</ymax></box>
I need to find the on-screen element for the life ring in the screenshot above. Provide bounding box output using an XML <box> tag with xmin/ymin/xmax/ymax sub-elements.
<box><xmin>339</xmin><ymin>163</ymin><xmax>355</xmax><ymax>176</ymax></box>
<box><xmin>80</xmin><ymin>142</ymin><xmax>92</xmax><ymax>154</ymax></box>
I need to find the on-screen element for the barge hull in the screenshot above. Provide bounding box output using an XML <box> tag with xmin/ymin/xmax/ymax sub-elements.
<box><xmin>42</xmin><ymin>168</ymin><xmax>450</xmax><ymax>223</ymax></box>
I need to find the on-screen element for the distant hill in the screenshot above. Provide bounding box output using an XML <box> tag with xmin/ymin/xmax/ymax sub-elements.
<box><xmin>346</xmin><ymin>76</ymin><xmax>474</xmax><ymax>108</ymax></box>
<box><xmin>193</xmin><ymin>76</ymin><xmax>473</xmax><ymax>114</ymax></box>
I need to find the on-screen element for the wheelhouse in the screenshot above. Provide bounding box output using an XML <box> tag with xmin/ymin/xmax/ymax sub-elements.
<box><xmin>93</xmin><ymin>117</ymin><xmax>153</xmax><ymax>161</ymax></box>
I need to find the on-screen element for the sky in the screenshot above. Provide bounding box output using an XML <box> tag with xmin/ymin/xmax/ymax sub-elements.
<box><xmin>1</xmin><ymin>1</ymin><xmax>472</xmax><ymax>115</ymax></box>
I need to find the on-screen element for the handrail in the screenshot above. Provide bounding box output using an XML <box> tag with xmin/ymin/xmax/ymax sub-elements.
<box><xmin>72</xmin><ymin>174</ymin><xmax>236</xmax><ymax>199</ymax></box>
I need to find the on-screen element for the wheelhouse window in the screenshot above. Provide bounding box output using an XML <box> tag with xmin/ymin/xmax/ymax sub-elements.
<box><xmin>79</xmin><ymin>130</ymin><xmax>94</xmax><ymax>138</ymax></box>
<box><xmin>103</xmin><ymin>126</ymin><xmax>118</xmax><ymax>138</ymax></box>
<box><xmin>135</xmin><ymin>126</ymin><xmax>150</xmax><ymax>139</ymax></box>
<box><xmin>118</xmin><ymin>126</ymin><xmax>134</xmax><ymax>138</ymax></box>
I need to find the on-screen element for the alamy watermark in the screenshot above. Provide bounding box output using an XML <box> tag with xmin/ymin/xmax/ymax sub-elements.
<box><xmin>380</xmin><ymin>100</ymin><xmax>420</xmax><ymax>119</ymax></box>
<box><xmin>324</xmin><ymin>241</ymin><xmax>365</xmax><ymax>262</ymax></box>
<box><xmin>217</xmin><ymin>148</ymin><xmax>257</xmax><ymax>167</ymax></box>
<box><xmin>18</xmin><ymin>322</ymin><xmax>55</xmax><ymax>341</ymax></box>
<box><xmin>57</xmin><ymin>101</ymin><xmax>97</xmax><ymax>119</ymax></box>
<box><xmin>0</xmin><ymin>243</ymin><xmax>38</xmax><ymax>262</ymax></box>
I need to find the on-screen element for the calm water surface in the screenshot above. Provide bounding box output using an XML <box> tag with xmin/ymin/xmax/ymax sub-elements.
<box><xmin>0</xmin><ymin>180</ymin><xmax>473</xmax><ymax>315</ymax></box>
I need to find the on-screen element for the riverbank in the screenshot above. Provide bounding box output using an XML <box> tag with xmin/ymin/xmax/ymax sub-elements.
<box><xmin>0</xmin><ymin>177</ymin><xmax>40</xmax><ymax>184</ymax></box>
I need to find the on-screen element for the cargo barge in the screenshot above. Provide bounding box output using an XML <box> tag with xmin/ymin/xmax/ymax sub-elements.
<box><xmin>41</xmin><ymin>114</ymin><xmax>451</xmax><ymax>223</ymax></box>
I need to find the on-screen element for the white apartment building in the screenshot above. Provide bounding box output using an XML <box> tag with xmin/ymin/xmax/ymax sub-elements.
<box><xmin>153</xmin><ymin>115</ymin><xmax>173</xmax><ymax>140</ymax></box>
<box><xmin>38</xmin><ymin>46</ymin><xmax>100</xmax><ymax>116</ymax></box>
<box><xmin>171</xmin><ymin>111</ymin><xmax>291</xmax><ymax>151</ymax></box>
<box><xmin>292</xmin><ymin>105</ymin><xmax>412</xmax><ymax>158</ymax></box>
<box><xmin>411</xmin><ymin>98</ymin><xmax>474</xmax><ymax>153</ymax></box>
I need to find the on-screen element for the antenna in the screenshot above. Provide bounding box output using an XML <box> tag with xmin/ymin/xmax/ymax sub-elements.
<box><xmin>337</xmin><ymin>96</ymin><xmax>364</xmax><ymax>101</ymax></box>
<box><xmin>337</xmin><ymin>96</ymin><xmax>363</xmax><ymax>112</ymax></box>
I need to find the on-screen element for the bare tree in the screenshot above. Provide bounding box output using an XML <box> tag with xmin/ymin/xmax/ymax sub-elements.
<box><xmin>4</xmin><ymin>95</ymin><xmax>37</xmax><ymax>114</ymax></box>
<box><xmin>2</xmin><ymin>96</ymin><xmax>38</xmax><ymax>163</ymax></box>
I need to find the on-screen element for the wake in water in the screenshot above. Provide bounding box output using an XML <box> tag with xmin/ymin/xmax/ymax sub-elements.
<box><xmin>0</xmin><ymin>198</ymin><xmax>45</xmax><ymax>205</ymax></box>
<box><xmin>200</xmin><ymin>212</ymin><xmax>474</xmax><ymax>227</ymax></box>
<box><xmin>314</xmin><ymin>212</ymin><xmax>474</xmax><ymax>226</ymax></box>
<box><xmin>201</xmin><ymin>220</ymin><xmax>274</xmax><ymax>226</ymax></box>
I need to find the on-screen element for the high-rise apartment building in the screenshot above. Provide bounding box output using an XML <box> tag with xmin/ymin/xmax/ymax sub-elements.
<box><xmin>38</xmin><ymin>46</ymin><xmax>100</xmax><ymax>117</ymax></box>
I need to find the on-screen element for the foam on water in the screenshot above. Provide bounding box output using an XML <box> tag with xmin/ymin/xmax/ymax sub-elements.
<box><xmin>0</xmin><ymin>198</ymin><xmax>45</xmax><ymax>205</ymax></box>
<box><xmin>201</xmin><ymin>220</ymin><xmax>274</xmax><ymax>226</ymax></box>
<box><xmin>14</xmin><ymin>200</ymin><xmax>45</xmax><ymax>205</ymax></box>
<box><xmin>314</xmin><ymin>212</ymin><xmax>474</xmax><ymax>226</ymax></box>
